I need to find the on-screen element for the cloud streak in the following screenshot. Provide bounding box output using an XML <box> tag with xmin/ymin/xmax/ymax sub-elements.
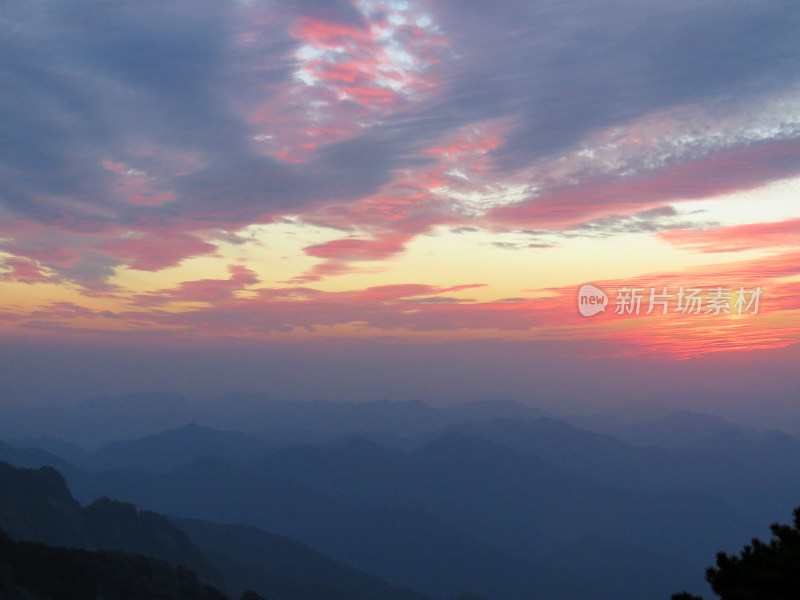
<box><xmin>2</xmin><ymin>0</ymin><xmax>800</xmax><ymax>363</ymax></box>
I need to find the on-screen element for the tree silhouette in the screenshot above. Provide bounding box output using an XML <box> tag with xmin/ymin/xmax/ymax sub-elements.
<box><xmin>672</xmin><ymin>506</ymin><xmax>800</xmax><ymax>600</ymax></box>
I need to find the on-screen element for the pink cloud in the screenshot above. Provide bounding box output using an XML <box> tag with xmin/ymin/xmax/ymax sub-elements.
<box><xmin>246</xmin><ymin>4</ymin><xmax>447</xmax><ymax>163</ymax></box>
<box><xmin>0</xmin><ymin>258</ymin><xmax>51</xmax><ymax>283</ymax></box>
<box><xmin>288</xmin><ymin>261</ymin><xmax>363</xmax><ymax>284</ymax></box>
<box><xmin>103</xmin><ymin>234</ymin><xmax>218</xmax><ymax>272</ymax></box>
<box><xmin>340</xmin><ymin>85</ymin><xmax>397</xmax><ymax>104</ymax></box>
<box><xmin>2</xmin><ymin>233</ymin><xmax>83</xmax><ymax>268</ymax></box>
<box><xmin>108</xmin><ymin>280</ymin><xmax>569</xmax><ymax>339</ymax></box>
<box><xmin>659</xmin><ymin>218</ymin><xmax>800</xmax><ymax>253</ymax></box>
<box><xmin>31</xmin><ymin>301</ymin><xmax>120</xmax><ymax>320</ymax></box>
<box><xmin>290</xmin><ymin>18</ymin><xmax>373</xmax><ymax>49</ymax></box>
<box><xmin>491</xmin><ymin>138</ymin><xmax>800</xmax><ymax>228</ymax></box>
<box><xmin>132</xmin><ymin>264</ymin><xmax>259</xmax><ymax>306</ymax></box>
<box><xmin>103</xmin><ymin>156</ymin><xmax>177</xmax><ymax>206</ymax></box>
<box><xmin>537</xmin><ymin>250</ymin><xmax>800</xmax><ymax>356</ymax></box>
<box><xmin>293</xmin><ymin>120</ymin><xmax>510</xmax><ymax>282</ymax></box>
<box><xmin>614</xmin><ymin>320</ymin><xmax>799</xmax><ymax>360</ymax></box>
<box><xmin>304</xmin><ymin>235</ymin><xmax>412</xmax><ymax>261</ymax></box>
<box><xmin>7</xmin><ymin>247</ymin><xmax>798</xmax><ymax>361</ymax></box>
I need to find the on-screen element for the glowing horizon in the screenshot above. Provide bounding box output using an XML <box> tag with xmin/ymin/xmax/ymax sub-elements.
<box><xmin>2</xmin><ymin>0</ymin><xmax>800</xmax><ymax>389</ymax></box>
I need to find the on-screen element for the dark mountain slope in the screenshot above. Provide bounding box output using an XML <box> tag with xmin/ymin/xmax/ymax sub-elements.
<box><xmin>0</xmin><ymin>461</ymin><xmax>456</xmax><ymax>600</ymax></box>
<box><xmin>0</xmin><ymin>461</ymin><xmax>221</xmax><ymax>585</ymax></box>
<box><xmin>0</xmin><ymin>527</ymin><xmax>244</xmax><ymax>600</ymax></box>
<box><xmin>175</xmin><ymin>518</ymin><xmax>433</xmax><ymax>600</ymax></box>
<box><xmin>0</xmin><ymin>461</ymin><xmax>89</xmax><ymax>548</ymax></box>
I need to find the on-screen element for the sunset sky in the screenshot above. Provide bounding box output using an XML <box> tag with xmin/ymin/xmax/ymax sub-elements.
<box><xmin>2</xmin><ymin>0</ymin><xmax>800</xmax><ymax>412</ymax></box>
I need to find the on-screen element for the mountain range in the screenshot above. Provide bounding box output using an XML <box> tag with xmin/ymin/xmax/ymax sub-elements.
<box><xmin>0</xmin><ymin>461</ymin><xmax>445</xmax><ymax>600</ymax></box>
<box><xmin>3</xmin><ymin>396</ymin><xmax>799</xmax><ymax>600</ymax></box>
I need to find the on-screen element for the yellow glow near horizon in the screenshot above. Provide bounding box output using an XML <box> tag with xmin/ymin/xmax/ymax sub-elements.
<box><xmin>2</xmin><ymin>175</ymin><xmax>795</xmax><ymax>347</ymax></box>
<box><xmin>107</xmin><ymin>207</ymin><xmax>784</xmax><ymax>309</ymax></box>
<box><xmin>297</xmin><ymin>227</ymin><xmax>771</xmax><ymax>301</ymax></box>
<box><xmin>674</xmin><ymin>176</ymin><xmax>800</xmax><ymax>226</ymax></box>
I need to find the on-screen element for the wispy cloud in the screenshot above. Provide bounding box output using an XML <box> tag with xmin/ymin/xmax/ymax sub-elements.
<box><xmin>2</xmin><ymin>0</ymin><xmax>800</xmax><ymax>362</ymax></box>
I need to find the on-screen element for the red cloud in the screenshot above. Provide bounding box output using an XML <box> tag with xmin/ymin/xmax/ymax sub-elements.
<box><xmin>549</xmin><ymin>249</ymin><xmax>800</xmax><ymax>356</ymax></box>
<box><xmin>568</xmin><ymin>250</ymin><xmax>800</xmax><ymax>321</ymax></box>
<box><xmin>659</xmin><ymin>218</ymin><xmax>800</xmax><ymax>253</ymax></box>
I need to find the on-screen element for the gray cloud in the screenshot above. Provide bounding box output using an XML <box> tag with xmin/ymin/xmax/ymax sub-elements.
<box><xmin>1</xmin><ymin>0</ymin><xmax>799</xmax><ymax>286</ymax></box>
<box><xmin>426</xmin><ymin>0</ymin><xmax>800</xmax><ymax>170</ymax></box>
